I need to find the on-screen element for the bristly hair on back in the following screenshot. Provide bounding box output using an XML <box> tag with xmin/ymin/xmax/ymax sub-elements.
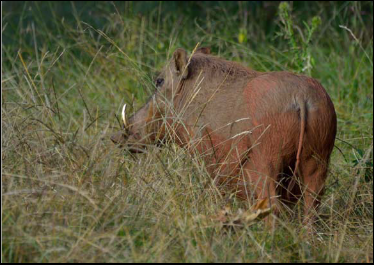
<box><xmin>188</xmin><ymin>52</ymin><xmax>258</xmax><ymax>79</ymax></box>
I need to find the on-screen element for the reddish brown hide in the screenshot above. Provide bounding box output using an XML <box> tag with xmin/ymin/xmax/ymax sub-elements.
<box><xmin>111</xmin><ymin>47</ymin><xmax>337</xmax><ymax>227</ymax></box>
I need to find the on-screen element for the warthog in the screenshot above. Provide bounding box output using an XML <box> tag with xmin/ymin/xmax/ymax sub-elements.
<box><xmin>111</xmin><ymin>47</ymin><xmax>337</xmax><ymax>227</ymax></box>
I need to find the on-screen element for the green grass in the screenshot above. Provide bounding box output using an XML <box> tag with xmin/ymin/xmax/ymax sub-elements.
<box><xmin>2</xmin><ymin>1</ymin><xmax>373</xmax><ymax>262</ymax></box>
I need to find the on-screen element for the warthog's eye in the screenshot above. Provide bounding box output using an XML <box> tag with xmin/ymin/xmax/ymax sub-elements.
<box><xmin>156</xmin><ymin>78</ymin><xmax>164</xmax><ymax>88</ymax></box>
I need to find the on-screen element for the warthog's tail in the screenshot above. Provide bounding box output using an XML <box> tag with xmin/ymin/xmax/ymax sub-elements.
<box><xmin>287</xmin><ymin>98</ymin><xmax>306</xmax><ymax>199</ymax></box>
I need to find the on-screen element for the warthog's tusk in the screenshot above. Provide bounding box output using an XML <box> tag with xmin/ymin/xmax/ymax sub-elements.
<box><xmin>122</xmin><ymin>103</ymin><xmax>128</xmax><ymax>128</ymax></box>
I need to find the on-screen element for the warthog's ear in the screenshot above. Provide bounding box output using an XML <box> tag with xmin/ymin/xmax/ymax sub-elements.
<box><xmin>173</xmin><ymin>48</ymin><xmax>189</xmax><ymax>79</ymax></box>
<box><xmin>196</xmin><ymin>47</ymin><xmax>211</xmax><ymax>55</ymax></box>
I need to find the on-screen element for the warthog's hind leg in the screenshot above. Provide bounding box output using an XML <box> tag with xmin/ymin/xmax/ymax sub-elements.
<box><xmin>299</xmin><ymin>156</ymin><xmax>328</xmax><ymax>232</ymax></box>
<box><xmin>239</xmin><ymin>155</ymin><xmax>282</xmax><ymax>228</ymax></box>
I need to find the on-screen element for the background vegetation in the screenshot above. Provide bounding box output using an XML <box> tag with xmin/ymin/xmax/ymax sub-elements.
<box><xmin>2</xmin><ymin>1</ymin><xmax>373</xmax><ymax>262</ymax></box>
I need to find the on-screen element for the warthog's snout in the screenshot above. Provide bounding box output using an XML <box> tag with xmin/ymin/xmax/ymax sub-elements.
<box><xmin>110</xmin><ymin>131</ymin><xmax>126</xmax><ymax>146</ymax></box>
<box><xmin>110</xmin><ymin>130</ymin><xmax>146</xmax><ymax>153</ymax></box>
<box><xmin>111</xmin><ymin>104</ymin><xmax>129</xmax><ymax>146</ymax></box>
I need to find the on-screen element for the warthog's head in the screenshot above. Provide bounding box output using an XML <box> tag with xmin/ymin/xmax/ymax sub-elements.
<box><xmin>110</xmin><ymin>47</ymin><xmax>210</xmax><ymax>152</ymax></box>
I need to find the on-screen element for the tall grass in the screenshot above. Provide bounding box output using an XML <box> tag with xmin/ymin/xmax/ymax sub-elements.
<box><xmin>2</xmin><ymin>1</ymin><xmax>373</xmax><ymax>262</ymax></box>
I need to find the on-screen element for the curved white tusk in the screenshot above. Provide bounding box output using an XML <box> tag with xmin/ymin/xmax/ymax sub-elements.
<box><xmin>121</xmin><ymin>103</ymin><xmax>128</xmax><ymax>128</ymax></box>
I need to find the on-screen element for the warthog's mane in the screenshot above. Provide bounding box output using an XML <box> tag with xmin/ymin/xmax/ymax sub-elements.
<box><xmin>189</xmin><ymin>53</ymin><xmax>258</xmax><ymax>79</ymax></box>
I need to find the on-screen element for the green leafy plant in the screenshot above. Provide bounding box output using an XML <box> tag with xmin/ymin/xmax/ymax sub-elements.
<box><xmin>277</xmin><ymin>2</ymin><xmax>321</xmax><ymax>75</ymax></box>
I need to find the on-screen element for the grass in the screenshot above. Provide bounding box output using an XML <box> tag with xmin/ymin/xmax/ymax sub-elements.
<box><xmin>2</xmin><ymin>1</ymin><xmax>373</xmax><ymax>262</ymax></box>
